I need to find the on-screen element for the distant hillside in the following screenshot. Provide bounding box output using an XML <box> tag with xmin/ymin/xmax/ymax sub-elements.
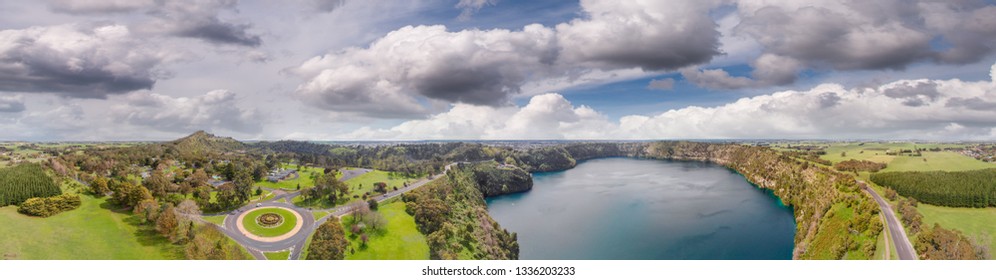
<box><xmin>166</xmin><ymin>131</ymin><xmax>246</xmax><ymax>160</ymax></box>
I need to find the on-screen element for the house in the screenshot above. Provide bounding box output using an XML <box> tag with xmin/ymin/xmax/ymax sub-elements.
<box><xmin>267</xmin><ymin>168</ymin><xmax>298</xmax><ymax>182</ymax></box>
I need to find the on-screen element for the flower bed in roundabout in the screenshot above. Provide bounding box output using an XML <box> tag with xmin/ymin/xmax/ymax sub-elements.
<box><xmin>240</xmin><ymin>207</ymin><xmax>300</xmax><ymax>238</ymax></box>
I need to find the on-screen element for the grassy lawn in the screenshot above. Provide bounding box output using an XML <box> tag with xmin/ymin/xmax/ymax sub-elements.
<box><xmin>264</xmin><ymin>250</ymin><xmax>290</xmax><ymax>260</ymax></box>
<box><xmin>241</xmin><ymin>207</ymin><xmax>299</xmax><ymax>237</ymax></box>
<box><xmin>343</xmin><ymin>170</ymin><xmax>417</xmax><ymax>203</ymax></box>
<box><xmin>918</xmin><ymin>204</ymin><xmax>996</xmax><ymax>259</ymax></box>
<box><xmin>0</xmin><ymin>195</ymin><xmax>185</xmax><ymax>259</ymax></box>
<box><xmin>202</xmin><ymin>215</ymin><xmax>226</xmax><ymax>227</ymax></box>
<box><xmin>250</xmin><ymin>189</ymin><xmax>275</xmax><ymax>202</ymax></box>
<box><xmin>292</xmin><ymin>193</ymin><xmax>335</xmax><ymax>209</ymax></box>
<box><xmin>255</xmin><ymin>164</ymin><xmax>324</xmax><ymax>190</ymax></box>
<box><xmin>313</xmin><ymin>210</ymin><xmax>331</xmax><ymax>221</ymax></box>
<box><xmin>341</xmin><ymin>202</ymin><xmax>429</xmax><ymax>260</ymax></box>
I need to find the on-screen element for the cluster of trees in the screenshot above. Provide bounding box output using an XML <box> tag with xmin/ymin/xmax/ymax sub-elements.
<box><xmin>307</xmin><ymin>216</ymin><xmax>349</xmax><ymax>260</ymax></box>
<box><xmin>894</xmin><ymin>197</ymin><xmax>988</xmax><ymax>259</ymax></box>
<box><xmin>870</xmin><ymin>169</ymin><xmax>996</xmax><ymax>207</ymax></box>
<box><xmin>17</xmin><ymin>193</ymin><xmax>81</xmax><ymax>217</ymax></box>
<box><xmin>299</xmin><ymin>171</ymin><xmax>349</xmax><ymax>205</ymax></box>
<box><xmin>402</xmin><ymin>167</ymin><xmax>519</xmax><ymax>260</ymax></box>
<box><xmin>0</xmin><ymin>163</ymin><xmax>61</xmax><ymax>206</ymax></box>
<box><xmin>344</xmin><ymin>201</ymin><xmax>387</xmax><ymax>251</ymax></box>
<box><xmin>185</xmin><ymin>226</ymin><xmax>251</xmax><ymax>260</ymax></box>
<box><xmin>916</xmin><ymin>224</ymin><xmax>989</xmax><ymax>260</ymax></box>
<box><xmin>833</xmin><ymin>159</ymin><xmax>887</xmax><ymax>173</ymax></box>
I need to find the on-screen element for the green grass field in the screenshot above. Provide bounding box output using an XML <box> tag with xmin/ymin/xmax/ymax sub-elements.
<box><xmin>241</xmin><ymin>207</ymin><xmax>299</xmax><ymax>237</ymax></box>
<box><xmin>255</xmin><ymin>164</ymin><xmax>324</xmax><ymax>190</ymax></box>
<box><xmin>817</xmin><ymin>142</ymin><xmax>992</xmax><ymax>172</ymax></box>
<box><xmin>343</xmin><ymin>170</ymin><xmax>417</xmax><ymax>203</ymax></box>
<box><xmin>341</xmin><ymin>202</ymin><xmax>429</xmax><ymax>260</ymax></box>
<box><xmin>918</xmin><ymin>204</ymin><xmax>996</xmax><ymax>259</ymax></box>
<box><xmin>264</xmin><ymin>250</ymin><xmax>290</xmax><ymax>260</ymax></box>
<box><xmin>0</xmin><ymin>195</ymin><xmax>184</xmax><ymax>259</ymax></box>
<box><xmin>882</xmin><ymin>152</ymin><xmax>994</xmax><ymax>172</ymax></box>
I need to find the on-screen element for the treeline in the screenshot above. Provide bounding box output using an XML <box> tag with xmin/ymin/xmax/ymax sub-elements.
<box><xmin>0</xmin><ymin>163</ymin><xmax>61</xmax><ymax>206</ymax></box>
<box><xmin>870</xmin><ymin>169</ymin><xmax>996</xmax><ymax>207</ymax></box>
<box><xmin>834</xmin><ymin>160</ymin><xmax>887</xmax><ymax>173</ymax></box>
<box><xmin>402</xmin><ymin>167</ymin><xmax>519</xmax><ymax>260</ymax></box>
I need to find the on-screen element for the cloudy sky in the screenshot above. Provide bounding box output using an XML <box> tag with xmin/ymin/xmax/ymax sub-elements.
<box><xmin>1</xmin><ymin>0</ymin><xmax>996</xmax><ymax>141</ymax></box>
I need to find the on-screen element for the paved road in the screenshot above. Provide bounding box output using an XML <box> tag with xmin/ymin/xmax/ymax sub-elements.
<box><xmin>339</xmin><ymin>168</ymin><xmax>372</xmax><ymax>182</ymax></box>
<box><xmin>859</xmin><ymin>180</ymin><xmax>917</xmax><ymax>260</ymax></box>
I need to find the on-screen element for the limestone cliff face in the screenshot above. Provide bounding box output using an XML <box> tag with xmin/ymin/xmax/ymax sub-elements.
<box><xmin>636</xmin><ymin>142</ymin><xmax>877</xmax><ymax>259</ymax></box>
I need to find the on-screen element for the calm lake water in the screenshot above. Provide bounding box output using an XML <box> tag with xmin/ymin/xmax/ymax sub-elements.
<box><xmin>485</xmin><ymin>157</ymin><xmax>796</xmax><ymax>260</ymax></box>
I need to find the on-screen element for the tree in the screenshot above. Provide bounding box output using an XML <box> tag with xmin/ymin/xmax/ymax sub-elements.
<box><xmin>366</xmin><ymin>211</ymin><xmax>387</xmax><ymax>231</ymax></box>
<box><xmin>360</xmin><ymin>233</ymin><xmax>369</xmax><ymax>247</ymax></box>
<box><xmin>134</xmin><ymin>199</ymin><xmax>160</xmax><ymax>224</ymax></box>
<box><xmin>841</xmin><ymin>151</ymin><xmax>847</xmax><ymax>157</ymax></box>
<box><xmin>189</xmin><ymin>168</ymin><xmax>209</xmax><ymax>188</ymax></box>
<box><xmin>90</xmin><ymin>176</ymin><xmax>110</xmax><ymax>197</ymax></box>
<box><xmin>113</xmin><ymin>182</ymin><xmax>152</xmax><ymax>209</ymax></box>
<box><xmin>307</xmin><ymin>216</ymin><xmax>349</xmax><ymax>260</ymax></box>
<box><xmin>144</xmin><ymin>170</ymin><xmax>171</xmax><ymax>198</ymax></box>
<box><xmin>216</xmin><ymin>183</ymin><xmax>240</xmax><ymax>210</ymax></box>
<box><xmin>367</xmin><ymin>199</ymin><xmax>379</xmax><ymax>211</ymax></box>
<box><xmin>373</xmin><ymin>182</ymin><xmax>387</xmax><ymax>193</ymax></box>
<box><xmin>255</xmin><ymin>187</ymin><xmax>263</xmax><ymax>196</ymax></box>
<box><xmin>884</xmin><ymin>188</ymin><xmax>898</xmax><ymax>201</ymax></box>
<box><xmin>176</xmin><ymin>199</ymin><xmax>202</xmax><ymax>216</ymax></box>
<box><xmin>233</xmin><ymin>165</ymin><xmax>253</xmax><ymax>203</ymax></box>
<box><xmin>156</xmin><ymin>204</ymin><xmax>180</xmax><ymax>242</ymax></box>
<box><xmin>349</xmin><ymin>200</ymin><xmax>370</xmax><ymax>223</ymax></box>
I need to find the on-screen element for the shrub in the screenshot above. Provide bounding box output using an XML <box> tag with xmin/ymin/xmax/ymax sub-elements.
<box><xmin>17</xmin><ymin>194</ymin><xmax>81</xmax><ymax>217</ymax></box>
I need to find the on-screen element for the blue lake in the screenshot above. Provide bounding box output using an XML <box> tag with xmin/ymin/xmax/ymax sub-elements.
<box><xmin>485</xmin><ymin>157</ymin><xmax>796</xmax><ymax>260</ymax></box>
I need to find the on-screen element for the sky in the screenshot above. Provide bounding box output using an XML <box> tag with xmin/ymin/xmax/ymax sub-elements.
<box><xmin>1</xmin><ymin>0</ymin><xmax>996</xmax><ymax>141</ymax></box>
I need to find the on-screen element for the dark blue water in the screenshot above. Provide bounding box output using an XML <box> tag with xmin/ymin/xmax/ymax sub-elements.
<box><xmin>485</xmin><ymin>157</ymin><xmax>795</xmax><ymax>260</ymax></box>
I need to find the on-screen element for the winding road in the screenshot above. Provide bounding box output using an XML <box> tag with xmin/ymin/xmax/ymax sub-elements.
<box><xmin>859</xmin><ymin>180</ymin><xmax>918</xmax><ymax>260</ymax></box>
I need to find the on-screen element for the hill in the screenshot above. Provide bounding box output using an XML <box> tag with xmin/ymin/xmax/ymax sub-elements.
<box><xmin>168</xmin><ymin>131</ymin><xmax>245</xmax><ymax>159</ymax></box>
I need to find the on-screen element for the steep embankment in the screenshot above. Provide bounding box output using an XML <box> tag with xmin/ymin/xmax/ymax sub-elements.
<box><xmin>402</xmin><ymin>164</ymin><xmax>520</xmax><ymax>260</ymax></box>
<box><xmin>636</xmin><ymin>142</ymin><xmax>882</xmax><ymax>259</ymax></box>
<box><xmin>468</xmin><ymin>162</ymin><xmax>533</xmax><ymax>197</ymax></box>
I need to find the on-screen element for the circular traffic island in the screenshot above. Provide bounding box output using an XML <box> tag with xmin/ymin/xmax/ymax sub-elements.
<box><xmin>238</xmin><ymin>207</ymin><xmax>303</xmax><ymax>241</ymax></box>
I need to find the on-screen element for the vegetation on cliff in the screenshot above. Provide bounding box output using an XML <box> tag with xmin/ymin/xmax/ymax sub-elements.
<box><xmin>402</xmin><ymin>166</ymin><xmax>519</xmax><ymax>260</ymax></box>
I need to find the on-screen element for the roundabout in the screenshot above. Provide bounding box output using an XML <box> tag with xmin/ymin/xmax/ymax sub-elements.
<box><xmin>238</xmin><ymin>207</ymin><xmax>302</xmax><ymax>240</ymax></box>
<box><xmin>223</xmin><ymin>201</ymin><xmax>315</xmax><ymax>258</ymax></box>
